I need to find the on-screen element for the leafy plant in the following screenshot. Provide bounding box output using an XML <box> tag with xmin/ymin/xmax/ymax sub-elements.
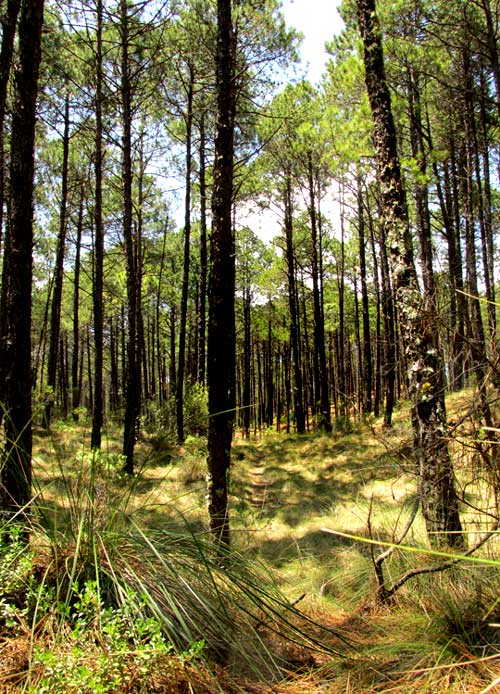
<box><xmin>143</xmin><ymin>384</ymin><xmax>208</xmax><ymax>444</ymax></box>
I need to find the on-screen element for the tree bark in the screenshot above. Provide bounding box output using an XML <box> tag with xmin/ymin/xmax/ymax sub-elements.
<box><xmin>407</xmin><ymin>67</ymin><xmax>434</xmax><ymax>296</ymax></box>
<box><xmin>91</xmin><ymin>0</ymin><xmax>104</xmax><ymax>448</ymax></box>
<box><xmin>206</xmin><ymin>0</ymin><xmax>236</xmax><ymax>549</ymax></box>
<box><xmin>72</xmin><ymin>190</ymin><xmax>84</xmax><ymax>420</ymax></box>
<box><xmin>357</xmin><ymin>0</ymin><xmax>464</xmax><ymax>549</ymax></box>
<box><xmin>0</xmin><ymin>0</ymin><xmax>21</xmax><ymax>255</ymax></box>
<box><xmin>377</xmin><ymin>196</ymin><xmax>396</xmax><ymax>427</ymax></box>
<box><xmin>156</xmin><ymin>222</ymin><xmax>168</xmax><ymax>405</ymax></box>
<box><xmin>0</xmin><ymin>0</ymin><xmax>44</xmax><ymax>517</ymax></box>
<box><xmin>461</xmin><ymin>56</ymin><xmax>493</xmax><ymax>427</ymax></box>
<box><xmin>357</xmin><ymin>174</ymin><xmax>373</xmax><ymax>414</ymax></box>
<box><xmin>242</xmin><ymin>285</ymin><xmax>251</xmax><ymax>438</ymax></box>
<box><xmin>45</xmin><ymin>91</ymin><xmax>71</xmax><ymax>428</ymax></box>
<box><xmin>176</xmin><ymin>64</ymin><xmax>194</xmax><ymax>443</ymax></box>
<box><xmin>283</xmin><ymin>174</ymin><xmax>305</xmax><ymax>434</ymax></box>
<box><xmin>431</xmin><ymin>128</ymin><xmax>468</xmax><ymax>391</ymax></box>
<box><xmin>307</xmin><ymin>152</ymin><xmax>331</xmax><ymax>432</ymax></box>
<box><xmin>197</xmin><ymin>113</ymin><xmax>207</xmax><ymax>386</ymax></box>
<box><xmin>121</xmin><ymin>0</ymin><xmax>141</xmax><ymax>474</ymax></box>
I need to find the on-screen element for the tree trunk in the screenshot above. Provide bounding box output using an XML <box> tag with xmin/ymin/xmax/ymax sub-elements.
<box><xmin>169</xmin><ymin>304</ymin><xmax>176</xmax><ymax>398</ymax></box>
<box><xmin>357</xmin><ymin>174</ymin><xmax>372</xmax><ymax>414</ymax></box>
<box><xmin>197</xmin><ymin>113</ymin><xmax>207</xmax><ymax>386</ymax></box>
<box><xmin>242</xmin><ymin>285</ymin><xmax>251</xmax><ymax>439</ymax></box>
<box><xmin>156</xmin><ymin>221</ymin><xmax>168</xmax><ymax>405</ymax></box>
<box><xmin>307</xmin><ymin>152</ymin><xmax>331</xmax><ymax>432</ymax></box>
<box><xmin>266</xmin><ymin>311</ymin><xmax>274</xmax><ymax>426</ymax></box>
<box><xmin>72</xmin><ymin>188</ymin><xmax>84</xmax><ymax>421</ymax></box>
<box><xmin>407</xmin><ymin>67</ymin><xmax>434</xmax><ymax>295</ymax></box>
<box><xmin>367</xmin><ymin>200</ymin><xmax>382</xmax><ymax>417</ymax></box>
<box><xmin>431</xmin><ymin>127</ymin><xmax>468</xmax><ymax>391</ymax></box>
<box><xmin>337</xmin><ymin>186</ymin><xmax>347</xmax><ymax>420</ymax></box>
<box><xmin>45</xmin><ymin>91</ymin><xmax>71</xmax><ymax>428</ymax></box>
<box><xmin>283</xmin><ymin>174</ymin><xmax>305</xmax><ymax>434</ymax></box>
<box><xmin>206</xmin><ymin>0</ymin><xmax>236</xmax><ymax>549</ymax></box>
<box><xmin>478</xmin><ymin>69</ymin><xmax>496</xmax><ymax>344</ymax></box>
<box><xmin>91</xmin><ymin>0</ymin><xmax>104</xmax><ymax>448</ymax></box>
<box><xmin>121</xmin><ymin>0</ymin><xmax>141</xmax><ymax>474</ymax></box>
<box><xmin>0</xmin><ymin>0</ymin><xmax>44</xmax><ymax>517</ymax></box>
<box><xmin>376</xmin><ymin>194</ymin><xmax>396</xmax><ymax>427</ymax></box>
<box><xmin>461</xmin><ymin>52</ymin><xmax>494</xmax><ymax>427</ymax></box>
<box><xmin>480</xmin><ymin>0</ymin><xmax>500</xmax><ymax>125</ymax></box>
<box><xmin>0</xmin><ymin>0</ymin><xmax>21</xmax><ymax>254</ymax></box>
<box><xmin>109</xmin><ymin>317</ymin><xmax>119</xmax><ymax>413</ymax></box>
<box><xmin>357</xmin><ymin>0</ymin><xmax>464</xmax><ymax>549</ymax></box>
<box><xmin>176</xmin><ymin>64</ymin><xmax>194</xmax><ymax>443</ymax></box>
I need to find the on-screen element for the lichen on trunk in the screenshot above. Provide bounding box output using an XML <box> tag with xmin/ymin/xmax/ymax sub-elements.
<box><xmin>356</xmin><ymin>0</ymin><xmax>464</xmax><ymax>548</ymax></box>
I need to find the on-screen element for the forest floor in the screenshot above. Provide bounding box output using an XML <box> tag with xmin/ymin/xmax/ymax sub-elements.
<box><xmin>2</xmin><ymin>390</ymin><xmax>500</xmax><ymax>692</ymax></box>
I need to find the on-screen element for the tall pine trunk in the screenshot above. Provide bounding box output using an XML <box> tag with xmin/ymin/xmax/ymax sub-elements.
<box><xmin>242</xmin><ymin>285</ymin><xmax>251</xmax><ymax>439</ymax></box>
<box><xmin>357</xmin><ymin>174</ymin><xmax>372</xmax><ymax>414</ymax></box>
<box><xmin>356</xmin><ymin>0</ymin><xmax>464</xmax><ymax>548</ymax></box>
<box><xmin>176</xmin><ymin>65</ymin><xmax>194</xmax><ymax>443</ymax></box>
<box><xmin>0</xmin><ymin>0</ymin><xmax>44</xmax><ymax>516</ymax></box>
<box><xmin>91</xmin><ymin>0</ymin><xmax>104</xmax><ymax>448</ymax></box>
<box><xmin>72</xmin><ymin>190</ymin><xmax>84</xmax><ymax>420</ymax></box>
<box><xmin>206</xmin><ymin>0</ymin><xmax>236</xmax><ymax>548</ymax></box>
<box><xmin>307</xmin><ymin>152</ymin><xmax>331</xmax><ymax>431</ymax></box>
<box><xmin>283</xmin><ymin>173</ymin><xmax>305</xmax><ymax>434</ymax></box>
<box><xmin>121</xmin><ymin>0</ymin><xmax>141</xmax><ymax>473</ymax></box>
<box><xmin>45</xmin><ymin>91</ymin><xmax>70</xmax><ymax>428</ymax></box>
<box><xmin>197</xmin><ymin>114</ymin><xmax>207</xmax><ymax>386</ymax></box>
<box><xmin>461</xmin><ymin>48</ymin><xmax>494</xmax><ymax>426</ymax></box>
<box><xmin>0</xmin><ymin>0</ymin><xmax>21</xmax><ymax>255</ymax></box>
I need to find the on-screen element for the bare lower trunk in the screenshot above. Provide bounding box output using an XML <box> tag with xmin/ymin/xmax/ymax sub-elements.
<box><xmin>206</xmin><ymin>0</ymin><xmax>236</xmax><ymax>549</ymax></box>
<box><xmin>0</xmin><ymin>0</ymin><xmax>44</xmax><ymax>516</ymax></box>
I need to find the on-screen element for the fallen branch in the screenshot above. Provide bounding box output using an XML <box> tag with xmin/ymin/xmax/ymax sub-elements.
<box><xmin>369</xmin><ymin>495</ymin><xmax>420</xmax><ymax>602</ymax></box>
<box><xmin>377</xmin><ymin>522</ymin><xmax>499</xmax><ymax>601</ymax></box>
<box><xmin>322</xmin><ymin>522</ymin><xmax>500</xmax><ymax>603</ymax></box>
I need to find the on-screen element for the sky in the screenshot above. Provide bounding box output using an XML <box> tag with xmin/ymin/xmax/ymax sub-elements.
<box><xmin>280</xmin><ymin>0</ymin><xmax>345</xmax><ymax>83</ymax></box>
<box><xmin>238</xmin><ymin>1</ymin><xmax>346</xmax><ymax>242</ymax></box>
<box><xmin>167</xmin><ymin>1</ymin><xmax>347</xmax><ymax>232</ymax></box>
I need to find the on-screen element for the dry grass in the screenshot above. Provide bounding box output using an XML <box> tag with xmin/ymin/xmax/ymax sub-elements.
<box><xmin>1</xmin><ymin>390</ymin><xmax>498</xmax><ymax>692</ymax></box>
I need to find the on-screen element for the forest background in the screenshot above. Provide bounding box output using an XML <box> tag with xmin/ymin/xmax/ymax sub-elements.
<box><xmin>1</xmin><ymin>0</ymin><xmax>500</xmax><ymax>691</ymax></box>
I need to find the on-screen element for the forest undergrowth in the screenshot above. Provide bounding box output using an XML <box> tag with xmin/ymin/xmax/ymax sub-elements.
<box><xmin>1</xmin><ymin>389</ymin><xmax>500</xmax><ymax>693</ymax></box>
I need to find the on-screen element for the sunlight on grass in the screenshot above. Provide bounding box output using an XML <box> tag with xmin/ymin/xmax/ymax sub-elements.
<box><xmin>16</xmin><ymin>389</ymin><xmax>500</xmax><ymax>693</ymax></box>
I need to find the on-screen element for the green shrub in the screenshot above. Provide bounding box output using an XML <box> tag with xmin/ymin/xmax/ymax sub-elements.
<box><xmin>143</xmin><ymin>383</ymin><xmax>208</xmax><ymax>444</ymax></box>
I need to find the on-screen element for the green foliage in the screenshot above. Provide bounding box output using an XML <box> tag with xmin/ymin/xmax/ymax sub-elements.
<box><xmin>0</xmin><ymin>527</ymin><xmax>36</xmax><ymax>630</ymax></box>
<box><xmin>0</xmin><ymin>501</ymin><xmax>212</xmax><ymax>691</ymax></box>
<box><xmin>29</xmin><ymin>579</ymin><xmax>188</xmax><ymax>694</ymax></box>
<box><xmin>144</xmin><ymin>383</ymin><xmax>208</xmax><ymax>443</ymax></box>
<box><xmin>183</xmin><ymin>382</ymin><xmax>209</xmax><ymax>436</ymax></box>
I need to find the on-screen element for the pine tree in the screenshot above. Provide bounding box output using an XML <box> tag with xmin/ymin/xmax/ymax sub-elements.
<box><xmin>356</xmin><ymin>0</ymin><xmax>464</xmax><ymax>548</ymax></box>
<box><xmin>0</xmin><ymin>0</ymin><xmax>44</xmax><ymax>517</ymax></box>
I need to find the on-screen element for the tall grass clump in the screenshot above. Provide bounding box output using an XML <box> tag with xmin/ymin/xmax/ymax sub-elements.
<box><xmin>429</xmin><ymin>566</ymin><xmax>500</xmax><ymax>655</ymax></box>
<box><xmin>0</xmin><ymin>446</ymin><xmax>347</xmax><ymax>693</ymax></box>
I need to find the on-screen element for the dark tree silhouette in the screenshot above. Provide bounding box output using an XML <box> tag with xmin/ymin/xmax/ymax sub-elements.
<box><xmin>0</xmin><ymin>0</ymin><xmax>44</xmax><ymax>516</ymax></box>
<box><xmin>206</xmin><ymin>0</ymin><xmax>236</xmax><ymax>548</ymax></box>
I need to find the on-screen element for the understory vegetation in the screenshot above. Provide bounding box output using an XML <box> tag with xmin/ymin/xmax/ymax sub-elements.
<box><xmin>1</xmin><ymin>389</ymin><xmax>500</xmax><ymax>693</ymax></box>
<box><xmin>2</xmin><ymin>0</ymin><xmax>500</xmax><ymax>690</ymax></box>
